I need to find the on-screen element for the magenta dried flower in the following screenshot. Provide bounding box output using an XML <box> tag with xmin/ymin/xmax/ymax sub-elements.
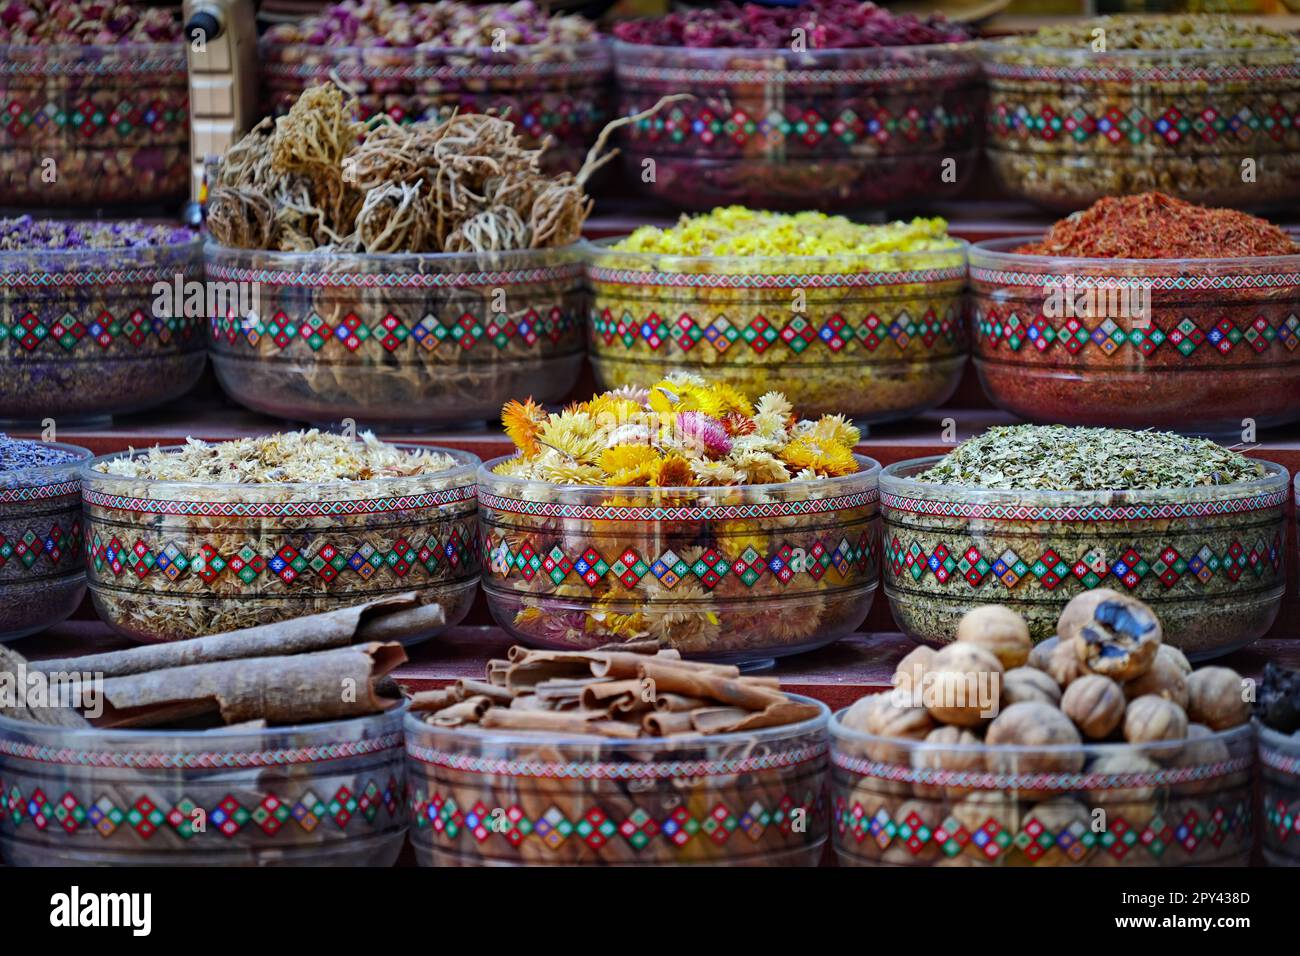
<box><xmin>675</xmin><ymin>411</ymin><xmax>733</xmax><ymax>459</ymax></box>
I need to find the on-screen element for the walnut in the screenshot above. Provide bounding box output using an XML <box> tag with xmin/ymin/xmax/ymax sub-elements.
<box><xmin>1186</xmin><ymin>666</ymin><xmax>1251</xmax><ymax>730</ymax></box>
<box><xmin>1047</xmin><ymin>639</ymin><xmax>1086</xmax><ymax>688</ymax></box>
<box><xmin>912</xmin><ymin>724</ymin><xmax>984</xmax><ymax>799</ymax></box>
<box><xmin>985</xmin><ymin>701</ymin><xmax>1084</xmax><ymax>774</ymax></box>
<box><xmin>893</xmin><ymin>644</ymin><xmax>936</xmax><ymax>694</ymax></box>
<box><xmin>1027</xmin><ymin>636</ymin><xmax>1057</xmax><ymax>672</ymax></box>
<box><xmin>923</xmin><ymin>643</ymin><xmax>1004</xmax><ymax>728</ymax></box>
<box><xmin>1061</xmin><ymin>674</ymin><xmax>1126</xmax><ymax>739</ymax></box>
<box><xmin>1123</xmin><ymin>648</ymin><xmax>1190</xmax><ymax>709</ymax></box>
<box><xmin>1001</xmin><ymin>666</ymin><xmax>1062</xmax><ymax>708</ymax></box>
<box><xmin>846</xmin><ymin>693</ymin><xmax>935</xmax><ymax>763</ymax></box>
<box><xmin>955</xmin><ymin>604</ymin><xmax>1032</xmax><ymax>669</ymax></box>
<box><xmin>1123</xmin><ymin>694</ymin><xmax>1188</xmax><ymax>750</ymax></box>
<box><xmin>1086</xmin><ymin>749</ymin><xmax>1161</xmax><ymax>804</ymax></box>
<box><xmin>1159</xmin><ymin>643</ymin><xmax>1192</xmax><ymax>676</ymax></box>
<box><xmin>1058</xmin><ymin>588</ymin><xmax>1161</xmax><ymax>681</ymax></box>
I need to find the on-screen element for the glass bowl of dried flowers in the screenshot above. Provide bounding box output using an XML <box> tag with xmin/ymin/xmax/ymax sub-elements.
<box><xmin>980</xmin><ymin>15</ymin><xmax>1300</xmax><ymax>211</ymax></box>
<box><xmin>0</xmin><ymin>706</ymin><xmax>408</xmax><ymax>866</ymax></box>
<box><xmin>479</xmin><ymin>377</ymin><xmax>881</xmax><ymax>666</ymax></box>
<box><xmin>0</xmin><ymin>219</ymin><xmax>205</xmax><ymax>425</ymax></box>
<box><xmin>204</xmin><ymin>82</ymin><xmax>596</xmax><ymax>427</ymax></box>
<box><xmin>406</xmin><ymin>645</ymin><xmax>830</xmax><ymax>866</ymax></box>
<box><xmin>1258</xmin><ymin>720</ymin><xmax>1300</xmax><ymax>867</ymax></box>
<box><xmin>0</xmin><ymin>436</ymin><xmax>91</xmax><ymax>642</ymax></box>
<box><xmin>585</xmin><ymin>210</ymin><xmax>967</xmax><ymax>424</ymax></box>
<box><xmin>879</xmin><ymin>426</ymin><xmax>1288</xmax><ymax>660</ymax></box>
<box><xmin>80</xmin><ymin>432</ymin><xmax>480</xmax><ymax>644</ymax></box>
<box><xmin>969</xmin><ymin>195</ymin><xmax>1300</xmax><ymax>434</ymax></box>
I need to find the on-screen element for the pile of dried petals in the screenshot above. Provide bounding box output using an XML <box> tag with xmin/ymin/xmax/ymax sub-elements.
<box><xmin>494</xmin><ymin>373</ymin><xmax>862</xmax><ymax>486</ymax></box>
<box><xmin>207</xmin><ymin>81</ymin><xmax>649</xmax><ymax>254</ymax></box>
<box><xmin>0</xmin><ymin>0</ymin><xmax>180</xmax><ymax>43</ymax></box>
<box><xmin>411</xmin><ymin>641</ymin><xmax>821</xmax><ymax>738</ymax></box>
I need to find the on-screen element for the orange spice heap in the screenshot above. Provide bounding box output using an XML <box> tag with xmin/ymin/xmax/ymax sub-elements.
<box><xmin>1016</xmin><ymin>192</ymin><xmax>1300</xmax><ymax>260</ymax></box>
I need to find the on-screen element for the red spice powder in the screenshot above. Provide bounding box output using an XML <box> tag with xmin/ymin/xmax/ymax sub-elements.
<box><xmin>1015</xmin><ymin>192</ymin><xmax>1300</xmax><ymax>259</ymax></box>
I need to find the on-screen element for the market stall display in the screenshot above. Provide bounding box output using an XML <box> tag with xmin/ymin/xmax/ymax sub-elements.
<box><xmin>205</xmin><ymin>82</ymin><xmax>595</xmax><ymax>426</ymax></box>
<box><xmin>981</xmin><ymin>15</ymin><xmax>1300</xmax><ymax>210</ymax></box>
<box><xmin>406</xmin><ymin>642</ymin><xmax>830</xmax><ymax>866</ymax></box>
<box><xmin>260</xmin><ymin>0</ymin><xmax>608</xmax><ymax>174</ymax></box>
<box><xmin>80</xmin><ymin>431</ymin><xmax>480</xmax><ymax>643</ymax></box>
<box><xmin>0</xmin><ymin>218</ymin><xmax>205</xmax><ymax>424</ymax></box>
<box><xmin>832</xmin><ymin>596</ymin><xmax>1255</xmax><ymax>866</ymax></box>
<box><xmin>480</xmin><ymin>378</ymin><xmax>880</xmax><ymax>664</ymax></box>
<box><xmin>880</xmin><ymin>425</ymin><xmax>1287</xmax><ymax>659</ymax></box>
<box><xmin>586</xmin><ymin>209</ymin><xmax>967</xmax><ymax>422</ymax></box>
<box><xmin>0</xmin><ymin>434</ymin><xmax>90</xmax><ymax>642</ymax></box>
<box><xmin>970</xmin><ymin>194</ymin><xmax>1300</xmax><ymax>433</ymax></box>
<box><xmin>612</xmin><ymin>0</ymin><xmax>980</xmax><ymax>210</ymax></box>
<box><xmin>0</xmin><ymin>0</ymin><xmax>188</xmax><ymax>206</ymax></box>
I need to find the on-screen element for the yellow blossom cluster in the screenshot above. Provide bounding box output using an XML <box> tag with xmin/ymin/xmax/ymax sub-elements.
<box><xmin>495</xmin><ymin>374</ymin><xmax>862</xmax><ymax>486</ymax></box>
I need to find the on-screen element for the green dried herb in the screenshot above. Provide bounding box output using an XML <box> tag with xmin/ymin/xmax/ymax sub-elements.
<box><xmin>919</xmin><ymin>425</ymin><xmax>1265</xmax><ymax>491</ymax></box>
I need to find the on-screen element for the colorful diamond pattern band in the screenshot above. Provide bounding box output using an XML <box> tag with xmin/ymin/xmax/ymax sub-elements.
<box><xmin>0</xmin><ymin>522</ymin><xmax>81</xmax><ymax>574</ymax></box>
<box><xmin>1</xmin><ymin>95</ymin><xmax>187</xmax><ymax>141</ymax></box>
<box><xmin>0</xmin><ymin>480</ymin><xmax>79</xmax><ymax>504</ymax></box>
<box><xmin>84</xmin><ymin>483</ymin><xmax>475</xmax><ymax>519</ymax></box>
<box><xmin>835</xmin><ymin>798</ymin><xmax>1250</xmax><ymax>863</ymax></box>
<box><xmin>407</xmin><ymin>742</ymin><xmax>826</xmax><ymax>780</ymax></box>
<box><xmin>484</xmin><ymin>533</ymin><xmax>872</xmax><ymax>591</ymax></box>
<box><xmin>1265</xmin><ymin>799</ymin><xmax>1300</xmax><ymax>844</ymax></box>
<box><xmin>970</xmin><ymin>268</ymin><xmax>1300</xmax><ymax>292</ymax></box>
<box><xmin>211</xmin><ymin>307</ymin><xmax>576</xmax><ymax>355</ymax></box>
<box><xmin>1</xmin><ymin>778</ymin><xmax>401</xmax><ymax>838</ymax></box>
<box><xmin>87</xmin><ymin>525</ymin><xmax>474</xmax><ymax>588</ymax></box>
<box><xmin>0</xmin><ymin>267</ymin><xmax>185</xmax><ymax>288</ymax></box>
<box><xmin>617</xmin><ymin>60</ymin><xmax>978</xmax><ymax>87</ymax></box>
<box><xmin>589</xmin><ymin>265</ymin><xmax>965</xmax><ymax>289</ymax></box>
<box><xmin>411</xmin><ymin>789</ymin><xmax>818</xmax><ymax>853</ymax></box>
<box><xmin>592</xmin><ymin>306</ymin><xmax>958</xmax><ymax>357</ymax></box>
<box><xmin>988</xmin><ymin>101</ymin><xmax>1299</xmax><ymax>148</ymax></box>
<box><xmin>880</xmin><ymin>489</ymin><xmax>1287</xmax><ymax>522</ymax></box>
<box><xmin>479</xmin><ymin>488</ymin><xmax>876</xmax><ymax>522</ymax></box>
<box><xmin>885</xmin><ymin>535</ymin><xmax>1282</xmax><ymax>592</ymax></box>
<box><xmin>984</xmin><ymin>59</ymin><xmax>1300</xmax><ymax>85</ymax></box>
<box><xmin>2</xmin><ymin>310</ymin><xmax>200</xmax><ymax>354</ymax></box>
<box><xmin>974</xmin><ymin>308</ymin><xmax>1300</xmax><ymax>360</ymax></box>
<box><xmin>206</xmin><ymin>262</ymin><xmax>581</xmax><ymax>288</ymax></box>
<box><xmin>0</xmin><ymin>733</ymin><xmax>401</xmax><ymax>770</ymax></box>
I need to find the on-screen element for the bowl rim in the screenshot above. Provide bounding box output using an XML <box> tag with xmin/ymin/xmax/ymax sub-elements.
<box><xmin>610</xmin><ymin>37</ymin><xmax>976</xmax><ymax>58</ymax></box>
<box><xmin>831</xmin><ymin>702</ymin><xmax>1253</xmax><ymax>755</ymax></box>
<box><xmin>0</xmin><ymin>700</ymin><xmax>407</xmax><ymax>744</ymax></box>
<box><xmin>259</xmin><ymin>34</ymin><xmax>609</xmax><ymax>59</ymax></box>
<box><xmin>0</xmin><ymin>231</ymin><xmax>202</xmax><ymax>262</ymax></box>
<box><xmin>580</xmin><ymin>234</ymin><xmax>968</xmax><ymax>272</ymax></box>
<box><xmin>0</xmin><ymin>40</ymin><xmax>186</xmax><ymax>55</ymax></box>
<box><xmin>80</xmin><ymin>441</ymin><xmax>481</xmax><ymax>494</ymax></box>
<box><xmin>976</xmin><ymin>33</ymin><xmax>1300</xmax><ymax>61</ymax></box>
<box><xmin>202</xmin><ymin>238</ymin><xmax>584</xmax><ymax>267</ymax></box>
<box><xmin>880</xmin><ymin>454</ymin><xmax>1289</xmax><ymax>503</ymax></box>
<box><xmin>405</xmin><ymin>692</ymin><xmax>829</xmax><ymax>748</ymax></box>
<box><xmin>969</xmin><ymin>235</ymin><xmax>1300</xmax><ymax>272</ymax></box>
<box><xmin>1255</xmin><ymin>718</ymin><xmax>1300</xmax><ymax>753</ymax></box>
<box><xmin>0</xmin><ymin>440</ymin><xmax>93</xmax><ymax>487</ymax></box>
<box><xmin>478</xmin><ymin>452</ymin><xmax>881</xmax><ymax>498</ymax></box>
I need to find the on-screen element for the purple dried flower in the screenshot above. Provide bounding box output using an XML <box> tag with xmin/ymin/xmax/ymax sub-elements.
<box><xmin>675</xmin><ymin>411</ymin><xmax>732</xmax><ymax>459</ymax></box>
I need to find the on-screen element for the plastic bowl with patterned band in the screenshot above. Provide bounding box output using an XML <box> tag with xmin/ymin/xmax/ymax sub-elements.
<box><xmin>0</xmin><ymin>441</ymin><xmax>91</xmax><ymax>642</ymax></box>
<box><xmin>0</xmin><ymin>234</ymin><xmax>205</xmax><ymax>425</ymax></box>
<box><xmin>260</xmin><ymin>39</ymin><xmax>611</xmax><ymax>175</ymax></box>
<box><xmin>0</xmin><ymin>43</ymin><xmax>188</xmax><ymax>207</ymax></box>
<box><xmin>613</xmin><ymin>41</ymin><xmax>982</xmax><ymax>211</ymax></box>
<box><xmin>0</xmin><ymin>707</ymin><xmax>407</xmax><ymax>866</ymax></box>
<box><xmin>478</xmin><ymin>454</ymin><xmax>880</xmax><ymax>666</ymax></box>
<box><xmin>980</xmin><ymin>40</ymin><xmax>1300</xmax><ymax>211</ymax></box>
<box><xmin>970</xmin><ymin>239</ymin><xmax>1300</xmax><ymax>434</ymax></box>
<box><xmin>879</xmin><ymin>456</ymin><xmax>1288</xmax><ymax>660</ymax></box>
<box><xmin>1258</xmin><ymin>721</ymin><xmax>1300</xmax><ymax>866</ymax></box>
<box><xmin>79</xmin><ymin>445</ymin><xmax>481</xmax><ymax>643</ymax></box>
<box><xmin>205</xmin><ymin>243</ymin><xmax>586</xmax><ymax>428</ymax></box>
<box><xmin>830</xmin><ymin>707</ymin><xmax>1253</xmax><ymax>867</ymax></box>
<box><xmin>405</xmin><ymin>696</ymin><xmax>829</xmax><ymax>866</ymax></box>
<box><xmin>584</xmin><ymin>239</ymin><xmax>968</xmax><ymax>423</ymax></box>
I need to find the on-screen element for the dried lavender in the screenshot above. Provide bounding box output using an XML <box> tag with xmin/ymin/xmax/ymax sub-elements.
<box><xmin>0</xmin><ymin>433</ymin><xmax>79</xmax><ymax>472</ymax></box>
<box><xmin>0</xmin><ymin>216</ymin><xmax>197</xmax><ymax>251</ymax></box>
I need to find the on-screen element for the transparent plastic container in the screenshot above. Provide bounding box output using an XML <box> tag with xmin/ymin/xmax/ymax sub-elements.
<box><xmin>406</xmin><ymin>696</ymin><xmax>829</xmax><ymax>866</ymax></box>
<box><xmin>0</xmin><ymin>441</ymin><xmax>91</xmax><ymax>642</ymax></box>
<box><xmin>880</xmin><ymin>456</ymin><xmax>1288</xmax><ymax>660</ymax></box>
<box><xmin>614</xmin><ymin>40</ymin><xmax>981</xmax><ymax>211</ymax></box>
<box><xmin>260</xmin><ymin>38</ymin><xmax>611</xmax><ymax>173</ymax></box>
<box><xmin>479</xmin><ymin>455</ymin><xmax>879</xmax><ymax>666</ymax></box>
<box><xmin>970</xmin><ymin>239</ymin><xmax>1300</xmax><ymax>434</ymax></box>
<box><xmin>206</xmin><ymin>243</ymin><xmax>585</xmax><ymax>428</ymax></box>
<box><xmin>0</xmin><ymin>707</ymin><xmax>407</xmax><ymax>866</ymax></box>
<box><xmin>1259</xmin><ymin>721</ymin><xmax>1300</xmax><ymax>866</ymax></box>
<box><xmin>585</xmin><ymin>240</ymin><xmax>967</xmax><ymax>423</ymax></box>
<box><xmin>831</xmin><ymin>707</ymin><xmax>1253</xmax><ymax>866</ymax></box>
<box><xmin>80</xmin><ymin>445</ymin><xmax>480</xmax><ymax>643</ymax></box>
<box><xmin>0</xmin><ymin>43</ymin><xmax>188</xmax><ymax>207</ymax></box>
<box><xmin>980</xmin><ymin>40</ymin><xmax>1300</xmax><ymax>210</ymax></box>
<box><xmin>0</xmin><ymin>234</ymin><xmax>205</xmax><ymax>424</ymax></box>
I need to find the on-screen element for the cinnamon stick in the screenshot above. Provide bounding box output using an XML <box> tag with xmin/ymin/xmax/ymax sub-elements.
<box><xmin>637</xmin><ymin>660</ymin><xmax>786</xmax><ymax>711</ymax></box>
<box><xmin>479</xmin><ymin>707</ymin><xmax>641</xmax><ymax>738</ymax></box>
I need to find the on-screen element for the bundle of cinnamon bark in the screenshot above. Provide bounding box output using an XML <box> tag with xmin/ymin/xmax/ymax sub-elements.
<box><xmin>411</xmin><ymin>641</ymin><xmax>821</xmax><ymax>738</ymax></box>
<box><xmin>1</xmin><ymin>594</ymin><xmax>437</xmax><ymax>730</ymax></box>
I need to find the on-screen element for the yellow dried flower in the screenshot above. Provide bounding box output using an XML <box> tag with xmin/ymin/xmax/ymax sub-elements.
<box><xmin>650</xmin><ymin>454</ymin><xmax>695</xmax><ymax>487</ymax></box>
<box><xmin>811</xmin><ymin>414</ymin><xmax>861</xmax><ymax>449</ymax></box>
<box><xmin>537</xmin><ymin>410</ymin><xmax>602</xmax><ymax>463</ymax></box>
<box><xmin>599</xmin><ymin>444</ymin><xmax>658</xmax><ymax>476</ymax></box>
<box><xmin>501</xmin><ymin>398</ymin><xmax>546</xmax><ymax>458</ymax></box>
<box><xmin>781</xmin><ymin>435</ymin><xmax>858</xmax><ymax>478</ymax></box>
